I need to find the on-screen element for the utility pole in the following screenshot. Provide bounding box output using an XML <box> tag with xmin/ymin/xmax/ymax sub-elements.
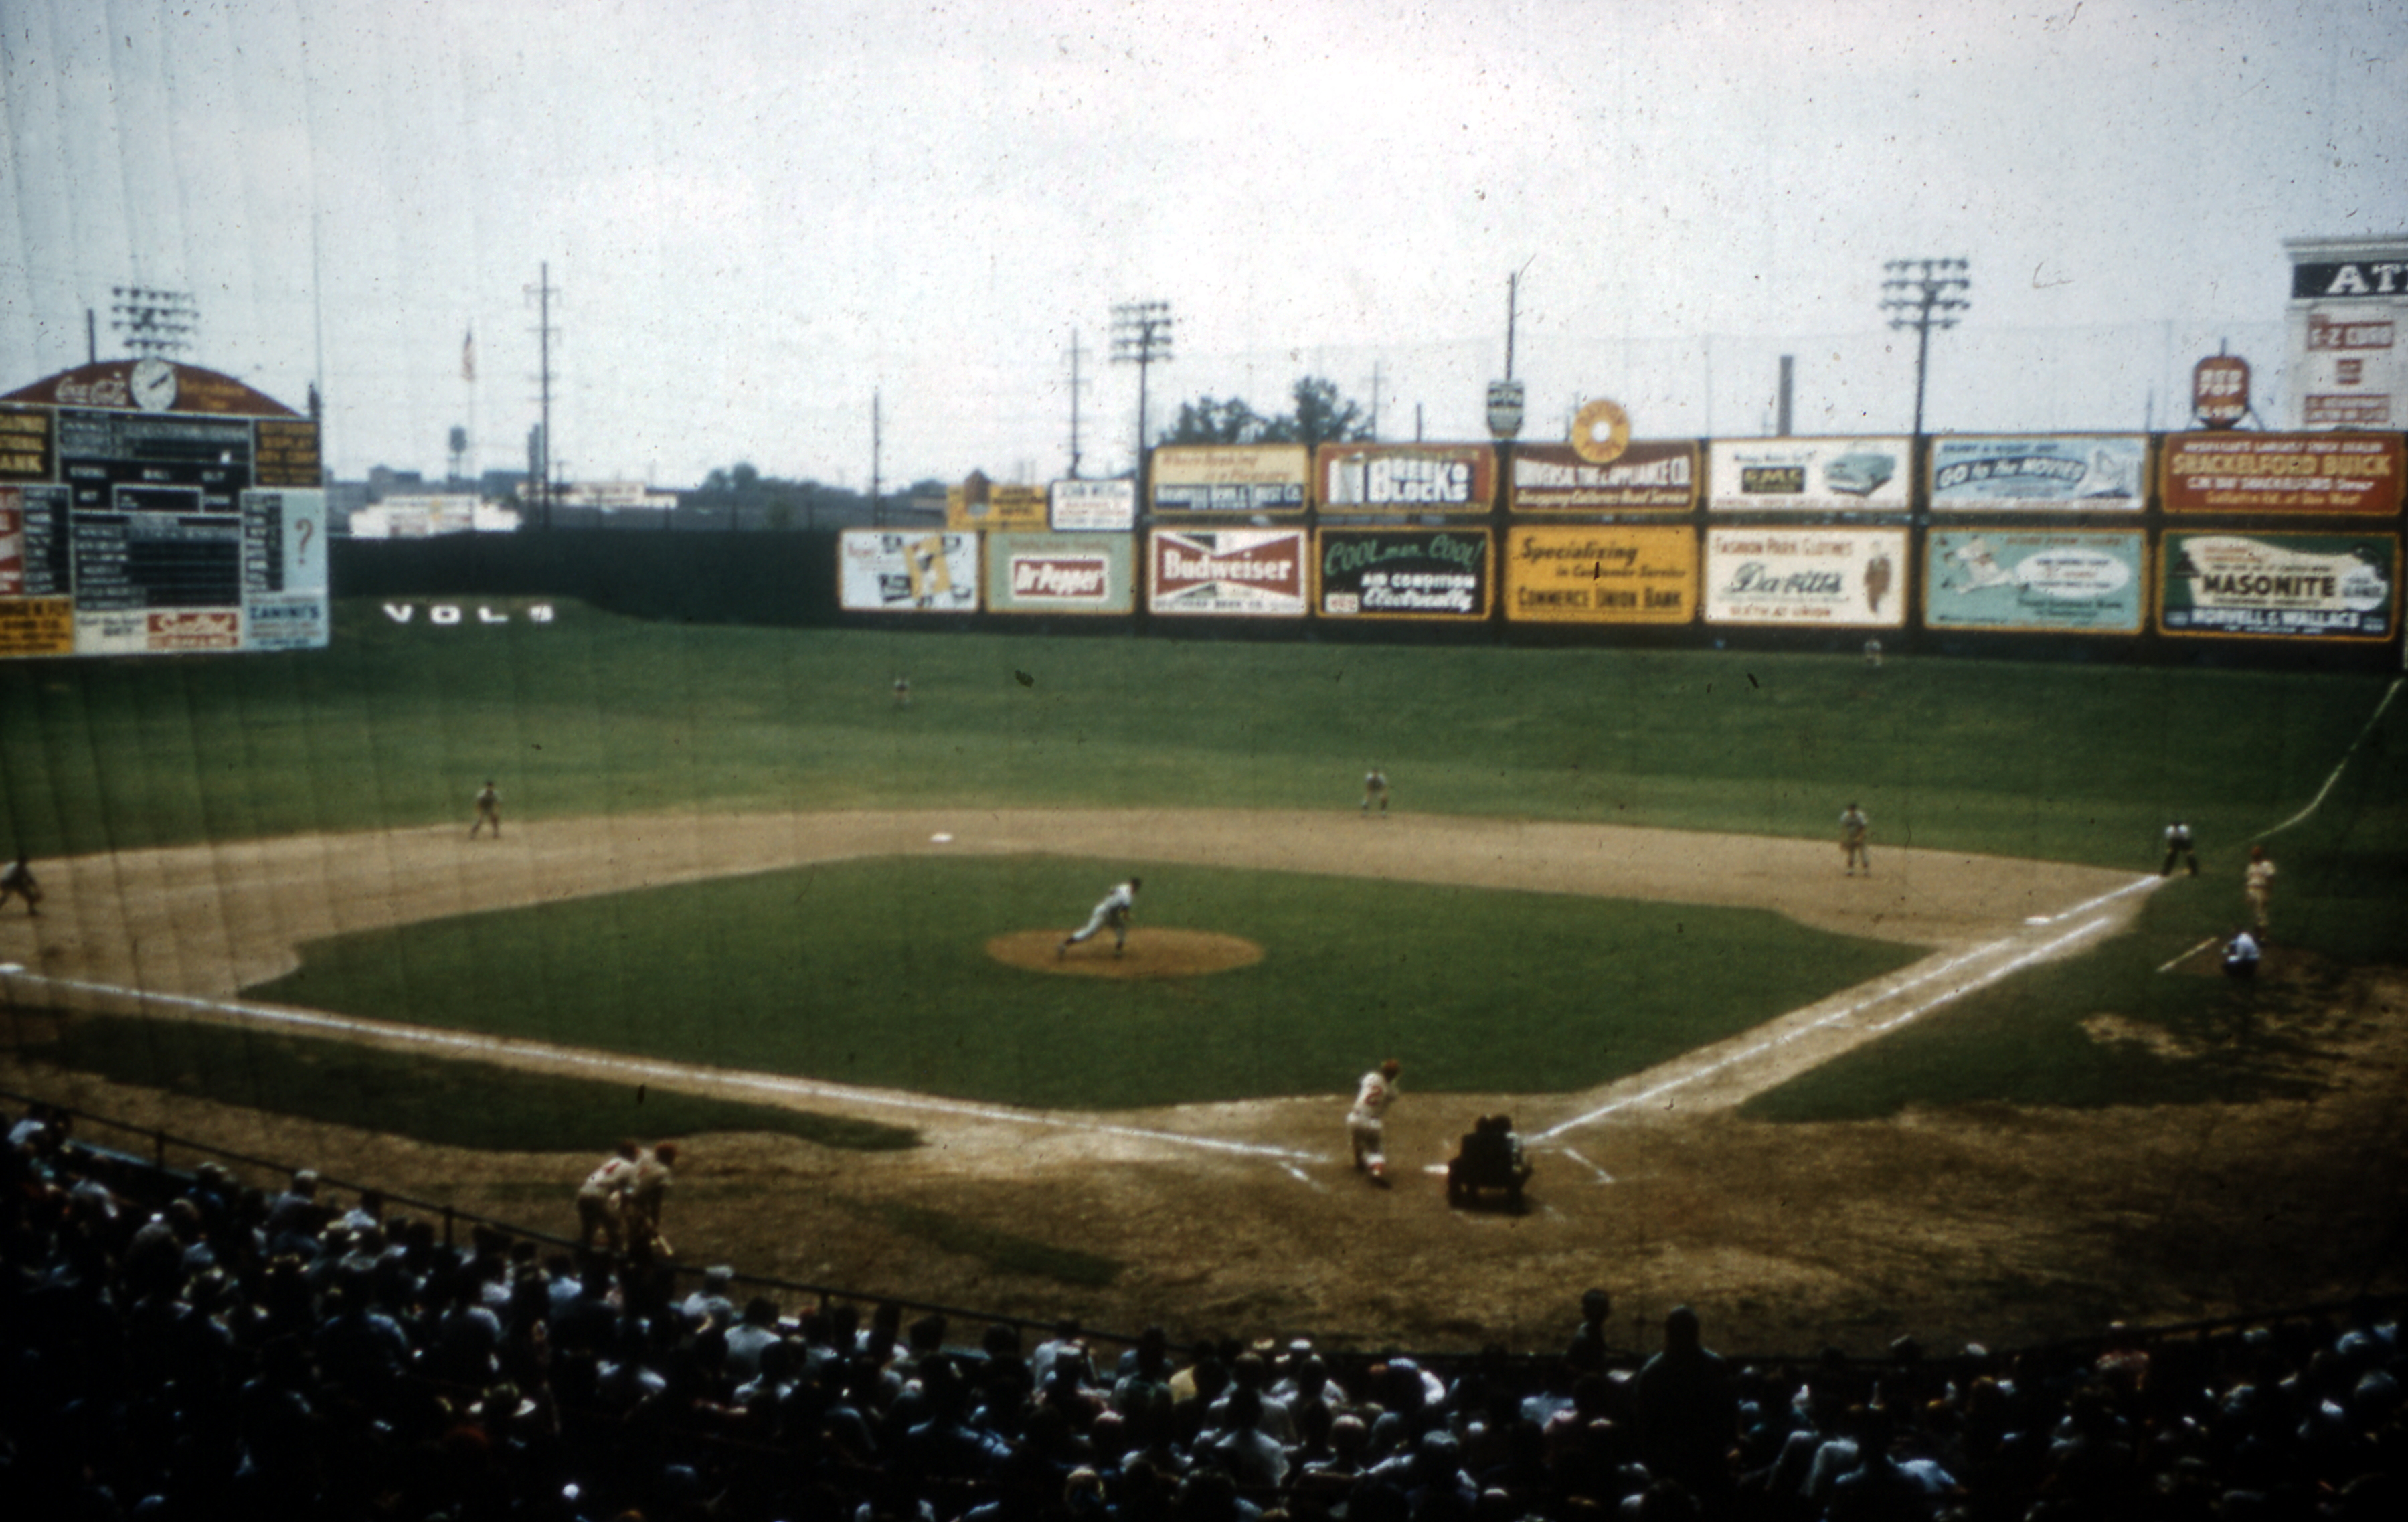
<box><xmin>1367</xmin><ymin>361</ymin><xmax>1384</xmax><ymax>441</ymax></box>
<box><xmin>1110</xmin><ymin>300</ymin><xmax>1173</xmax><ymax>481</ymax></box>
<box><xmin>1065</xmin><ymin>333</ymin><xmax>1088</xmax><ymax>479</ymax></box>
<box><xmin>1880</xmin><ymin>258</ymin><xmax>1970</xmax><ymax>438</ymax></box>
<box><xmin>871</xmin><ymin>389</ymin><xmax>883</xmax><ymax>527</ymax></box>
<box><xmin>525</xmin><ymin>262</ymin><xmax>560</xmax><ymax>528</ymax></box>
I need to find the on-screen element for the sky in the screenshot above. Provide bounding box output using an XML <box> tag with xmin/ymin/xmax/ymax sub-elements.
<box><xmin>3</xmin><ymin>0</ymin><xmax>2403</xmax><ymax>489</ymax></box>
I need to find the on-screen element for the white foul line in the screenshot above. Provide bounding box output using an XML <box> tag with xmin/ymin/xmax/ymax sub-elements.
<box><xmin>4</xmin><ymin>973</ymin><xmax>1325</xmax><ymax>1165</ymax></box>
<box><xmin>2256</xmin><ymin>675</ymin><xmax>2403</xmax><ymax>842</ymax></box>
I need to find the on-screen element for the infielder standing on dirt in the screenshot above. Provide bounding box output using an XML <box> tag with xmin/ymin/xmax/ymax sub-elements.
<box><xmin>2161</xmin><ymin>821</ymin><xmax>2199</xmax><ymax>877</ymax></box>
<box><xmin>1059</xmin><ymin>876</ymin><xmax>1141</xmax><ymax>957</ymax></box>
<box><xmin>471</xmin><ymin>780</ymin><xmax>502</xmax><ymax>839</ymax></box>
<box><xmin>0</xmin><ymin>858</ymin><xmax>41</xmax><ymax>916</ymax></box>
<box><xmin>1361</xmin><ymin>767</ymin><xmax>1389</xmax><ymax>814</ymax></box>
<box><xmin>1840</xmin><ymin>804</ymin><xmax>1871</xmax><ymax>875</ymax></box>
<box><xmin>1349</xmin><ymin>1058</ymin><xmax>1401</xmax><ymax>1186</ymax></box>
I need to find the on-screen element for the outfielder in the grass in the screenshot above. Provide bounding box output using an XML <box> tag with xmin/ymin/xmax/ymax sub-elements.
<box><xmin>1059</xmin><ymin>875</ymin><xmax>1141</xmax><ymax>957</ymax></box>
<box><xmin>1361</xmin><ymin>766</ymin><xmax>1389</xmax><ymax>814</ymax></box>
<box><xmin>1839</xmin><ymin>803</ymin><xmax>1871</xmax><ymax>875</ymax></box>
<box><xmin>0</xmin><ymin>858</ymin><xmax>41</xmax><ymax>916</ymax></box>
<box><xmin>471</xmin><ymin>780</ymin><xmax>502</xmax><ymax>839</ymax></box>
<box><xmin>1348</xmin><ymin>1058</ymin><xmax>1401</xmax><ymax>1186</ymax></box>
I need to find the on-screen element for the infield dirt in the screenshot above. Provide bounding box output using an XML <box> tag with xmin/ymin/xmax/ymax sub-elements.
<box><xmin>3</xmin><ymin>808</ymin><xmax>2402</xmax><ymax>1357</ymax></box>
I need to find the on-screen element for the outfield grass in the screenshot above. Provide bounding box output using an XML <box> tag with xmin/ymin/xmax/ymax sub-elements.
<box><xmin>1</xmin><ymin>598</ymin><xmax>2395</xmax><ymax>873</ymax></box>
<box><xmin>241</xmin><ymin>855</ymin><xmax>1922</xmax><ymax>1109</ymax></box>
<box><xmin>11</xmin><ymin>1013</ymin><xmax>922</xmax><ymax>1153</ymax></box>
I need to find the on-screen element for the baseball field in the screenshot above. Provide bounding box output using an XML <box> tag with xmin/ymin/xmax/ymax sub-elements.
<box><xmin>3</xmin><ymin>594</ymin><xmax>2405</xmax><ymax>1351</ymax></box>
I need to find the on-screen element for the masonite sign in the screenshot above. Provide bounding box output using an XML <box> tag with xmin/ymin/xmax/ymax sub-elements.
<box><xmin>1706</xmin><ymin>438</ymin><xmax>1911</xmax><ymax>513</ymax></box>
<box><xmin>837</xmin><ymin>529</ymin><xmax>980</xmax><ymax>612</ymax></box>
<box><xmin>1511</xmin><ymin>442</ymin><xmax>1699</xmax><ymax>513</ymax></box>
<box><xmin>1148</xmin><ymin>527</ymin><xmax>1307</xmax><ymax>616</ymax></box>
<box><xmin>1504</xmin><ymin>525</ymin><xmax>1697</xmax><ymax>624</ymax></box>
<box><xmin>1049</xmin><ymin>478</ymin><xmax>1136</xmax><ymax>533</ymax></box>
<box><xmin>2160</xmin><ymin>434</ymin><xmax>2405</xmax><ymax>516</ymax></box>
<box><xmin>985</xmin><ymin>531</ymin><xmax>1135</xmax><ymax>615</ymax></box>
<box><xmin>1923</xmin><ymin>530</ymin><xmax>2146</xmax><ymax>635</ymax></box>
<box><xmin>1150</xmin><ymin>444</ymin><xmax>1308</xmax><ymax>514</ymax></box>
<box><xmin>1314</xmin><ymin>528</ymin><xmax>1490</xmax><ymax>620</ymax></box>
<box><xmin>1929</xmin><ymin>435</ymin><xmax>2147</xmax><ymax>511</ymax></box>
<box><xmin>2160</xmin><ymin>532</ymin><xmax>2399</xmax><ymax>641</ymax></box>
<box><xmin>1705</xmin><ymin>526</ymin><xmax>1909</xmax><ymax>628</ymax></box>
<box><xmin>1316</xmin><ymin>442</ymin><xmax>1496</xmax><ymax>515</ymax></box>
<box><xmin>946</xmin><ymin>481</ymin><xmax>1047</xmax><ymax>532</ymax></box>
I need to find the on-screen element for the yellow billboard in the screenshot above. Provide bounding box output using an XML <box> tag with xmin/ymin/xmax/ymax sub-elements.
<box><xmin>1504</xmin><ymin>526</ymin><xmax>1697</xmax><ymax>624</ymax></box>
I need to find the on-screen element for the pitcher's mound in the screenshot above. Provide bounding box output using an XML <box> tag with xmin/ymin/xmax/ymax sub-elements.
<box><xmin>988</xmin><ymin>928</ymin><xmax>1264</xmax><ymax>979</ymax></box>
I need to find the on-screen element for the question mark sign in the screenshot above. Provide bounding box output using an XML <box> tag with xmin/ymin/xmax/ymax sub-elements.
<box><xmin>294</xmin><ymin>517</ymin><xmax>315</xmax><ymax>562</ymax></box>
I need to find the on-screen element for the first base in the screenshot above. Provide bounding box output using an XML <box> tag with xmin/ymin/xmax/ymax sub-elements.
<box><xmin>930</xmin><ymin>833</ymin><xmax>954</xmax><ymax>843</ymax></box>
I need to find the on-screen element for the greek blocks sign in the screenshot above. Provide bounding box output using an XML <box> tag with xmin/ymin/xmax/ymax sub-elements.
<box><xmin>1929</xmin><ymin>436</ymin><xmax>2146</xmax><ymax>511</ymax></box>
<box><xmin>985</xmin><ymin>533</ymin><xmax>1135</xmax><ymax>614</ymax></box>
<box><xmin>1148</xmin><ymin>528</ymin><xmax>1307</xmax><ymax>616</ymax></box>
<box><xmin>837</xmin><ymin>530</ymin><xmax>980</xmax><ymax>612</ymax></box>
<box><xmin>1705</xmin><ymin>527</ymin><xmax>1908</xmax><ymax>628</ymax></box>
<box><xmin>2159</xmin><ymin>434</ymin><xmax>2404</xmax><ymax>515</ymax></box>
<box><xmin>1504</xmin><ymin>527</ymin><xmax>1697</xmax><ymax>624</ymax></box>
<box><xmin>1509</xmin><ymin>441</ymin><xmax>1698</xmax><ymax>512</ymax></box>
<box><xmin>1314</xmin><ymin>529</ymin><xmax>1490</xmax><ymax>619</ymax></box>
<box><xmin>2159</xmin><ymin>533</ymin><xmax>2398</xmax><ymax>640</ymax></box>
<box><xmin>1316</xmin><ymin>443</ymin><xmax>1495</xmax><ymax>514</ymax></box>
<box><xmin>1707</xmin><ymin>438</ymin><xmax>1911</xmax><ymax>513</ymax></box>
<box><xmin>1923</xmin><ymin>530</ymin><xmax>2145</xmax><ymax>634</ymax></box>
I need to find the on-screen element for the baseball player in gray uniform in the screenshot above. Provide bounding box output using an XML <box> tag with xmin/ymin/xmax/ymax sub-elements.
<box><xmin>1059</xmin><ymin>877</ymin><xmax>1141</xmax><ymax>957</ymax></box>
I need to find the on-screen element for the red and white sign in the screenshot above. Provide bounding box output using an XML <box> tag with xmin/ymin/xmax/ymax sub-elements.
<box><xmin>2192</xmin><ymin>355</ymin><xmax>2251</xmax><ymax>427</ymax></box>
<box><xmin>1148</xmin><ymin>528</ymin><xmax>1308</xmax><ymax>616</ymax></box>
<box><xmin>1011</xmin><ymin>554</ymin><xmax>1110</xmax><ymax>600</ymax></box>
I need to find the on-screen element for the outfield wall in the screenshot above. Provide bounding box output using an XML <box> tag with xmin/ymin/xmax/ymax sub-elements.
<box><xmin>332</xmin><ymin>430</ymin><xmax>2406</xmax><ymax>671</ymax></box>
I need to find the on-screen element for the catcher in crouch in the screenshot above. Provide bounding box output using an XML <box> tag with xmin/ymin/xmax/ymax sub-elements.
<box><xmin>1059</xmin><ymin>876</ymin><xmax>1141</xmax><ymax>958</ymax></box>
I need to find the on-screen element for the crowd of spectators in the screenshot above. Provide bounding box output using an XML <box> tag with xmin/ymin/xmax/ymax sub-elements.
<box><xmin>5</xmin><ymin>1101</ymin><xmax>2405</xmax><ymax>1521</ymax></box>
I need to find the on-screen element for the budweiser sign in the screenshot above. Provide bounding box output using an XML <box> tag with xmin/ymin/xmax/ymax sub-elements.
<box><xmin>1148</xmin><ymin>529</ymin><xmax>1308</xmax><ymax>616</ymax></box>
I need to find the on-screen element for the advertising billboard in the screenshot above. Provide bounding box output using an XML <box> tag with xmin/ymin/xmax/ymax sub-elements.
<box><xmin>984</xmin><ymin>532</ymin><xmax>1136</xmax><ymax>615</ymax></box>
<box><xmin>1147</xmin><ymin>527</ymin><xmax>1307</xmax><ymax>616</ymax></box>
<box><xmin>1504</xmin><ymin>526</ymin><xmax>1697</xmax><ymax>624</ymax></box>
<box><xmin>837</xmin><ymin>529</ymin><xmax>980</xmax><ymax>612</ymax></box>
<box><xmin>1707</xmin><ymin>438</ymin><xmax>1912</xmax><ymax>513</ymax></box>
<box><xmin>1049</xmin><ymin>478</ymin><xmax>1136</xmax><ymax>532</ymax></box>
<box><xmin>946</xmin><ymin>480</ymin><xmax>1047</xmax><ymax>533</ymax></box>
<box><xmin>1704</xmin><ymin>527</ymin><xmax>1909</xmax><ymax>627</ymax></box>
<box><xmin>1928</xmin><ymin>435</ymin><xmax>2147</xmax><ymax>511</ymax></box>
<box><xmin>1316</xmin><ymin>442</ymin><xmax>1496</xmax><ymax>515</ymax></box>
<box><xmin>2159</xmin><ymin>433</ymin><xmax>2405</xmax><ymax>516</ymax></box>
<box><xmin>1150</xmin><ymin>445</ymin><xmax>1308</xmax><ymax>515</ymax></box>
<box><xmin>2158</xmin><ymin>532</ymin><xmax>2398</xmax><ymax>640</ymax></box>
<box><xmin>1509</xmin><ymin>441</ymin><xmax>1699</xmax><ymax>513</ymax></box>
<box><xmin>1923</xmin><ymin>530</ymin><xmax>2146</xmax><ymax>634</ymax></box>
<box><xmin>1314</xmin><ymin>529</ymin><xmax>1490</xmax><ymax>620</ymax></box>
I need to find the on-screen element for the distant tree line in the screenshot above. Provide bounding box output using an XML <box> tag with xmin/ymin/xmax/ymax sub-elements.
<box><xmin>1161</xmin><ymin>376</ymin><xmax>1375</xmax><ymax>448</ymax></box>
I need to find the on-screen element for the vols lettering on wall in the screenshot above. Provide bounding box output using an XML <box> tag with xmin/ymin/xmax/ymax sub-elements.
<box><xmin>1923</xmin><ymin>530</ymin><xmax>2146</xmax><ymax>634</ymax></box>
<box><xmin>1148</xmin><ymin>528</ymin><xmax>1307</xmax><ymax>616</ymax></box>
<box><xmin>986</xmin><ymin>532</ymin><xmax>1135</xmax><ymax>614</ymax></box>
<box><xmin>1317</xmin><ymin>443</ymin><xmax>1495</xmax><ymax>515</ymax></box>
<box><xmin>1314</xmin><ymin>529</ymin><xmax>1490</xmax><ymax>620</ymax></box>
<box><xmin>1705</xmin><ymin>527</ymin><xmax>1909</xmax><ymax>628</ymax></box>
<box><xmin>837</xmin><ymin>529</ymin><xmax>980</xmax><ymax>612</ymax></box>
<box><xmin>2159</xmin><ymin>532</ymin><xmax>2398</xmax><ymax>641</ymax></box>
<box><xmin>2159</xmin><ymin>434</ymin><xmax>2404</xmax><ymax>515</ymax></box>
<box><xmin>1509</xmin><ymin>442</ymin><xmax>1698</xmax><ymax>513</ymax></box>
<box><xmin>1707</xmin><ymin>438</ymin><xmax>1912</xmax><ymax>513</ymax></box>
<box><xmin>1929</xmin><ymin>436</ymin><xmax>2147</xmax><ymax>511</ymax></box>
<box><xmin>0</xmin><ymin>362</ymin><xmax>329</xmax><ymax>658</ymax></box>
<box><xmin>1504</xmin><ymin>527</ymin><xmax>1697</xmax><ymax>624</ymax></box>
<box><xmin>1151</xmin><ymin>446</ymin><xmax>1308</xmax><ymax>514</ymax></box>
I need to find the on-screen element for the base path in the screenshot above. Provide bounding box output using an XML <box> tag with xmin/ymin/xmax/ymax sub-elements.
<box><xmin>0</xmin><ymin>807</ymin><xmax>2145</xmax><ymax>1144</ymax></box>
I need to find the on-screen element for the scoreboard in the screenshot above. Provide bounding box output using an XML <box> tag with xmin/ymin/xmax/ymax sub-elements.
<box><xmin>1</xmin><ymin>360</ymin><xmax>327</xmax><ymax>657</ymax></box>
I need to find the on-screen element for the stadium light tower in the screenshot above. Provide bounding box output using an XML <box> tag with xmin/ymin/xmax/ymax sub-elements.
<box><xmin>1880</xmin><ymin>258</ymin><xmax>1970</xmax><ymax>438</ymax></box>
<box><xmin>1110</xmin><ymin>300</ymin><xmax>1174</xmax><ymax>476</ymax></box>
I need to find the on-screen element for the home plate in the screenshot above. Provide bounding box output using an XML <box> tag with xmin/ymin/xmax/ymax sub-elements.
<box><xmin>930</xmin><ymin>833</ymin><xmax>954</xmax><ymax>843</ymax></box>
